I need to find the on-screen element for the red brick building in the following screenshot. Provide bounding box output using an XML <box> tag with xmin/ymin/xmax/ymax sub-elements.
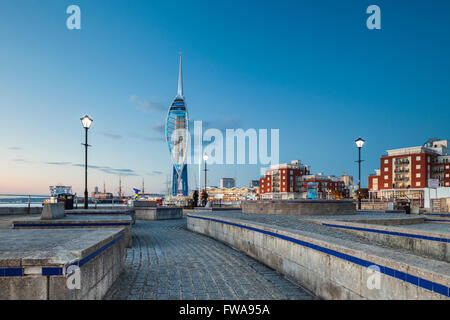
<box><xmin>259</xmin><ymin>160</ymin><xmax>348</xmax><ymax>199</ymax></box>
<box><xmin>260</xmin><ymin>160</ymin><xmax>310</xmax><ymax>195</ymax></box>
<box><xmin>368</xmin><ymin>139</ymin><xmax>450</xmax><ymax>198</ymax></box>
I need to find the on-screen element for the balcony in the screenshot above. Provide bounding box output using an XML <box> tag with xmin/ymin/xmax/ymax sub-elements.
<box><xmin>394</xmin><ymin>169</ymin><xmax>409</xmax><ymax>173</ymax></box>
<box><xmin>394</xmin><ymin>160</ymin><xmax>410</xmax><ymax>166</ymax></box>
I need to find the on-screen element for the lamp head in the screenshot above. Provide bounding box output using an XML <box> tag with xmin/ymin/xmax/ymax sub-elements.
<box><xmin>203</xmin><ymin>153</ymin><xmax>209</xmax><ymax>161</ymax></box>
<box><xmin>355</xmin><ymin>138</ymin><xmax>365</xmax><ymax>148</ymax></box>
<box><xmin>81</xmin><ymin>115</ymin><xmax>93</xmax><ymax>129</ymax></box>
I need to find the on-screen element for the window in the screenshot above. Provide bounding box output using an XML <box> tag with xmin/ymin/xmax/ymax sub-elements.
<box><xmin>416</xmin><ymin>156</ymin><xmax>421</xmax><ymax>161</ymax></box>
<box><xmin>384</xmin><ymin>183</ymin><xmax>389</xmax><ymax>188</ymax></box>
<box><xmin>446</xmin><ymin>173</ymin><xmax>450</xmax><ymax>178</ymax></box>
<box><xmin>416</xmin><ymin>182</ymin><xmax>421</xmax><ymax>187</ymax></box>
<box><xmin>446</xmin><ymin>165</ymin><xmax>450</xmax><ymax>169</ymax></box>
<box><xmin>384</xmin><ymin>167</ymin><xmax>389</xmax><ymax>172</ymax></box>
<box><xmin>416</xmin><ymin>165</ymin><xmax>421</xmax><ymax>170</ymax></box>
<box><xmin>384</xmin><ymin>175</ymin><xmax>388</xmax><ymax>180</ymax></box>
<box><xmin>384</xmin><ymin>159</ymin><xmax>388</xmax><ymax>164</ymax></box>
<box><xmin>416</xmin><ymin>173</ymin><xmax>421</xmax><ymax>178</ymax></box>
<box><xmin>446</xmin><ymin>182</ymin><xmax>450</xmax><ymax>186</ymax></box>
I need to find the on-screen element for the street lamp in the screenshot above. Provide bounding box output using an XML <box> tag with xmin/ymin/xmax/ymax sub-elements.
<box><xmin>355</xmin><ymin>138</ymin><xmax>365</xmax><ymax>210</ymax></box>
<box><xmin>203</xmin><ymin>153</ymin><xmax>209</xmax><ymax>193</ymax></box>
<box><xmin>81</xmin><ymin>115</ymin><xmax>93</xmax><ymax>209</ymax></box>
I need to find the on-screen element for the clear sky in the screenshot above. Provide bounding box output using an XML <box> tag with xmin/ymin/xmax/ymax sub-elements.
<box><xmin>1</xmin><ymin>0</ymin><xmax>449</xmax><ymax>195</ymax></box>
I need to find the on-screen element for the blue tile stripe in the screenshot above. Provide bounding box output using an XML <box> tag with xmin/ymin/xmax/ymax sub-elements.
<box><xmin>425</xmin><ymin>213</ymin><xmax>450</xmax><ymax>217</ymax></box>
<box><xmin>41</xmin><ymin>267</ymin><xmax>63</xmax><ymax>276</ymax></box>
<box><xmin>0</xmin><ymin>233</ymin><xmax>124</xmax><ymax>278</ymax></box>
<box><xmin>0</xmin><ymin>267</ymin><xmax>23</xmax><ymax>277</ymax></box>
<box><xmin>425</xmin><ymin>219</ymin><xmax>450</xmax><ymax>223</ymax></box>
<box><xmin>13</xmin><ymin>222</ymin><xmax>131</xmax><ymax>228</ymax></box>
<box><xmin>188</xmin><ymin>214</ymin><xmax>450</xmax><ymax>297</ymax></box>
<box><xmin>322</xmin><ymin>223</ymin><xmax>449</xmax><ymax>243</ymax></box>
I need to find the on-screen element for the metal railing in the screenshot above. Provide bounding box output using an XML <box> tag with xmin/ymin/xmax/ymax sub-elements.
<box><xmin>0</xmin><ymin>194</ymin><xmax>50</xmax><ymax>214</ymax></box>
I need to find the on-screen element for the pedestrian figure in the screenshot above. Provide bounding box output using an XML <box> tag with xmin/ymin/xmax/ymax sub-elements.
<box><xmin>192</xmin><ymin>190</ymin><xmax>199</xmax><ymax>208</ymax></box>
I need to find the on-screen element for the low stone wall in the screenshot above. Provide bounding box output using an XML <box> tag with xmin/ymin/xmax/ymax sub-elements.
<box><xmin>311</xmin><ymin>219</ymin><xmax>450</xmax><ymax>263</ymax></box>
<box><xmin>41</xmin><ymin>203</ymin><xmax>65</xmax><ymax>220</ymax></box>
<box><xmin>242</xmin><ymin>200</ymin><xmax>356</xmax><ymax>215</ymax></box>
<box><xmin>336</xmin><ymin>217</ymin><xmax>425</xmax><ymax>226</ymax></box>
<box><xmin>424</xmin><ymin>213</ymin><xmax>450</xmax><ymax>224</ymax></box>
<box><xmin>0</xmin><ymin>228</ymin><xmax>126</xmax><ymax>300</ymax></box>
<box><xmin>66</xmin><ymin>209</ymin><xmax>136</xmax><ymax>224</ymax></box>
<box><xmin>0</xmin><ymin>207</ymin><xmax>42</xmax><ymax>216</ymax></box>
<box><xmin>193</xmin><ymin>207</ymin><xmax>241</xmax><ymax>212</ymax></box>
<box><xmin>133</xmin><ymin>200</ymin><xmax>157</xmax><ymax>207</ymax></box>
<box><xmin>361</xmin><ymin>202</ymin><xmax>390</xmax><ymax>211</ymax></box>
<box><xmin>135</xmin><ymin>207</ymin><xmax>182</xmax><ymax>220</ymax></box>
<box><xmin>12</xmin><ymin>216</ymin><xmax>133</xmax><ymax>248</ymax></box>
<box><xmin>187</xmin><ymin>214</ymin><xmax>449</xmax><ymax>300</ymax></box>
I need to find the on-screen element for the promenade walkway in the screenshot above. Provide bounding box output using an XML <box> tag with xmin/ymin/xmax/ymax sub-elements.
<box><xmin>104</xmin><ymin>219</ymin><xmax>315</xmax><ymax>300</ymax></box>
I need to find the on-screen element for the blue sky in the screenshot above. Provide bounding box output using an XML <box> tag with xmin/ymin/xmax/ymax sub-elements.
<box><xmin>1</xmin><ymin>0</ymin><xmax>449</xmax><ymax>195</ymax></box>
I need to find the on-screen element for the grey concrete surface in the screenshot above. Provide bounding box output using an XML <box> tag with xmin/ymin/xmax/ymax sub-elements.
<box><xmin>133</xmin><ymin>201</ymin><xmax>157</xmax><ymax>207</ymax></box>
<box><xmin>0</xmin><ymin>228</ymin><xmax>123</xmax><ymax>264</ymax></box>
<box><xmin>0</xmin><ymin>214</ymin><xmax>40</xmax><ymax>229</ymax></box>
<box><xmin>41</xmin><ymin>203</ymin><xmax>65</xmax><ymax>220</ymax></box>
<box><xmin>0</xmin><ymin>207</ymin><xmax>42</xmax><ymax>216</ymax></box>
<box><xmin>0</xmin><ymin>228</ymin><xmax>126</xmax><ymax>300</ymax></box>
<box><xmin>104</xmin><ymin>219</ymin><xmax>315</xmax><ymax>300</ymax></box>
<box><xmin>66</xmin><ymin>209</ymin><xmax>136</xmax><ymax>224</ymax></box>
<box><xmin>12</xmin><ymin>215</ymin><xmax>133</xmax><ymax>248</ymax></box>
<box><xmin>400</xmin><ymin>223</ymin><xmax>450</xmax><ymax>233</ymax></box>
<box><xmin>135</xmin><ymin>207</ymin><xmax>182</xmax><ymax>221</ymax></box>
<box><xmin>242</xmin><ymin>200</ymin><xmax>356</xmax><ymax>215</ymax></box>
<box><xmin>187</xmin><ymin>213</ymin><xmax>450</xmax><ymax>300</ymax></box>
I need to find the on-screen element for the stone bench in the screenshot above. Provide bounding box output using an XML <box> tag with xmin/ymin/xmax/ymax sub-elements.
<box><xmin>0</xmin><ymin>228</ymin><xmax>126</xmax><ymax>300</ymax></box>
<box><xmin>134</xmin><ymin>207</ymin><xmax>182</xmax><ymax>220</ymax></box>
<box><xmin>12</xmin><ymin>215</ymin><xmax>133</xmax><ymax>248</ymax></box>
<box><xmin>65</xmin><ymin>209</ymin><xmax>136</xmax><ymax>224</ymax></box>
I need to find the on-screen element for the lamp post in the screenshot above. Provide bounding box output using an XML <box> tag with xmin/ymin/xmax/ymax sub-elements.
<box><xmin>203</xmin><ymin>153</ymin><xmax>209</xmax><ymax>193</ymax></box>
<box><xmin>81</xmin><ymin>115</ymin><xmax>93</xmax><ymax>209</ymax></box>
<box><xmin>355</xmin><ymin>138</ymin><xmax>365</xmax><ymax>210</ymax></box>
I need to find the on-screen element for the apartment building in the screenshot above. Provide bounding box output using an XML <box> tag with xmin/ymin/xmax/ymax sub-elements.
<box><xmin>368</xmin><ymin>138</ymin><xmax>450</xmax><ymax>199</ymax></box>
<box><xmin>259</xmin><ymin>160</ymin><xmax>349</xmax><ymax>199</ymax></box>
<box><xmin>259</xmin><ymin>160</ymin><xmax>310</xmax><ymax>197</ymax></box>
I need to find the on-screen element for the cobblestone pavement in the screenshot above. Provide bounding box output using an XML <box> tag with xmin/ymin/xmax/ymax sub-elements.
<box><xmin>104</xmin><ymin>219</ymin><xmax>315</xmax><ymax>300</ymax></box>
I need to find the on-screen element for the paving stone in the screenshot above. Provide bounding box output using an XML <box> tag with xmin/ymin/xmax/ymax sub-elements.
<box><xmin>104</xmin><ymin>219</ymin><xmax>315</xmax><ymax>300</ymax></box>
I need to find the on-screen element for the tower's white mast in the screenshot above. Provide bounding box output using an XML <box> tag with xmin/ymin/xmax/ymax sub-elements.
<box><xmin>177</xmin><ymin>53</ymin><xmax>183</xmax><ymax>98</ymax></box>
